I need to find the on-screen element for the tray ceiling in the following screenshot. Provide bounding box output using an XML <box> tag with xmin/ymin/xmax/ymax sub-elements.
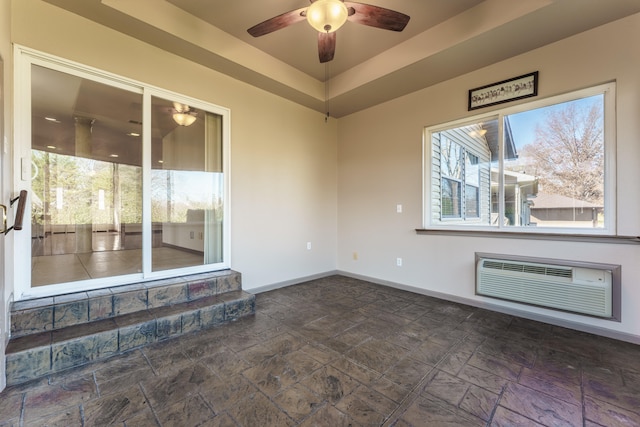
<box><xmin>43</xmin><ymin>0</ymin><xmax>640</xmax><ymax>117</ymax></box>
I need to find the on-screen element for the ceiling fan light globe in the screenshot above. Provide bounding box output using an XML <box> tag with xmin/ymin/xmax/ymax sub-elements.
<box><xmin>173</xmin><ymin>112</ymin><xmax>197</xmax><ymax>126</ymax></box>
<box><xmin>306</xmin><ymin>0</ymin><xmax>348</xmax><ymax>33</ymax></box>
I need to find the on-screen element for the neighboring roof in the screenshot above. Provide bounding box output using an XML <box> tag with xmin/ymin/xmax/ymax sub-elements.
<box><xmin>530</xmin><ymin>193</ymin><xmax>602</xmax><ymax>209</ymax></box>
<box><xmin>503</xmin><ymin>118</ymin><xmax>518</xmax><ymax>161</ymax></box>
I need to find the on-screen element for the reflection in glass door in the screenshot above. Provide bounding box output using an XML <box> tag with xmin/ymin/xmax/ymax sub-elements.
<box><xmin>23</xmin><ymin>53</ymin><xmax>229</xmax><ymax>293</ymax></box>
<box><xmin>30</xmin><ymin>65</ymin><xmax>143</xmax><ymax>287</ymax></box>
<box><xmin>150</xmin><ymin>96</ymin><xmax>224</xmax><ymax>272</ymax></box>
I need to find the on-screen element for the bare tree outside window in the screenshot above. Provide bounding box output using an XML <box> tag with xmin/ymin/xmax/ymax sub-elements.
<box><xmin>516</xmin><ymin>99</ymin><xmax>604</xmax><ymax>205</ymax></box>
<box><xmin>440</xmin><ymin>138</ymin><xmax>463</xmax><ymax>217</ymax></box>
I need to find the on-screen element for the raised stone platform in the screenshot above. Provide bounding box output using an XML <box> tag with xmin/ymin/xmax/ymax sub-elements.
<box><xmin>6</xmin><ymin>270</ymin><xmax>255</xmax><ymax>385</ymax></box>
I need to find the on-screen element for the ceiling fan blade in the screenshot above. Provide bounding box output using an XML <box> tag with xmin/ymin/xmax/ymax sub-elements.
<box><xmin>344</xmin><ymin>2</ymin><xmax>410</xmax><ymax>32</ymax></box>
<box><xmin>318</xmin><ymin>32</ymin><xmax>336</xmax><ymax>63</ymax></box>
<box><xmin>247</xmin><ymin>7</ymin><xmax>307</xmax><ymax>37</ymax></box>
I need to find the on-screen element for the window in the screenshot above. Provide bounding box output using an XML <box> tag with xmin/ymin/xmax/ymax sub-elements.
<box><xmin>15</xmin><ymin>48</ymin><xmax>230</xmax><ymax>297</ymax></box>
<box><xmin>425</xmin><ymin>83</ymin><xmax>615</xmax><ymax>234</ymax></box>
<box><xmin>438</xmin><ymin>138</ymin><xmax>480</xmax><ymax>220</ymax></box>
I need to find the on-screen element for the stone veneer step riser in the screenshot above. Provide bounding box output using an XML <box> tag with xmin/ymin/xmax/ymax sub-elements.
<box><xmin>6</xmin><ymin>291</ymin><xmax>255</xmax><ymax>386</ymax></box>
<box><xmin>11</xmin><ymin>270</ymin><xmax>241</xmax><ymax>338</ymax></box>
<box><xmin>6</xmin><ymin>270</ymin><xmax>255</xmax><ymax>386</ymax></box>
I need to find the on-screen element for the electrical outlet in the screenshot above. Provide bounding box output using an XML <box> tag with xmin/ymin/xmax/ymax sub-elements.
<box><xmin>353</xmin><ymin>252</ymin><xmax>358</xmax><ymax>261</ymax></box>
<box><xmin>396</xmin><ymin>257</ymin><xmax>403</xmax><ymax>267</ymax></box>
<box><xmin>396</xmin><ymin>204</ymin><xmax>403</xmax><ymax>213</ymax></box>
<box><xmin>307</xmin><ymin>242</ymin><xmax>312</xmax><ymax>250</ymax></box>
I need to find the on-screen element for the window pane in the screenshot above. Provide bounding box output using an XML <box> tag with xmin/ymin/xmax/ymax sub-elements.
<box><xmin>151</xmin><ymin>97</ymin><xmax>224</xmax><ymax>272</ymax></box>
<box><xmin>465</xmin><ymin>184</ymin><xmax>479</xmax><ymax>218</ymax></box>
<box><xmin>505</xmin><ymin>95</ymin><xmax>604</xmax><ymax>228</ymax></box>
<box><xmin>440</xmin><ymin>138</ymin><xmax>462</xmax><ymax>179</ymax></box>
<box><xmin>431</xmin><ymin>119</ymin><xmax>497</xmax><ymax>224</ymax></box>
<box><xmin>31</xmin><ymin>65</ymin><xmax>143</xmax><ymax>287</ymax></box>
<box><xmin>442</xmin><ymin>178</ymin><xmax>461</xmax><ymax>217</ymax></box>
<box><xmin>465</xmin><ymin>153</ymin><xmax>479</xmax><ymax>187</ymax></box>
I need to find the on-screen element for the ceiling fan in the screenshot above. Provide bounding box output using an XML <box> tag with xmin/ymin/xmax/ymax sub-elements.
<box><xmin>247</xmin><ymin>0</ymin><xmax>410</xmax><ymax>63</ymax></box>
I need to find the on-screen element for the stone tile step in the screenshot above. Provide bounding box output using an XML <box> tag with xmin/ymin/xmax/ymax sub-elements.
<box><xmin>5</xmin><ymin>290</ymin><xmax>255</xmax><ymax>386</ymax></box>
<box><xmin>11</xmin><ymin>270</ymin><xmax>242</xmax><ymax>338</ymax></box>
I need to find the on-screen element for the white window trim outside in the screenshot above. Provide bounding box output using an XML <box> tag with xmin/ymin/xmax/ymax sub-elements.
<box><xmin>13</xmin><ymin>46</ymin><xmax>231</xmax><ymax>300</ymax></box>
<box><xmin>423</xmin><ymin>82</ymin><xmax>617</xmax><ymax>236</ymax></box>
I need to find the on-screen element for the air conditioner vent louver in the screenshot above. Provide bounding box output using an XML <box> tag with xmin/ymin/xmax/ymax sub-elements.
<box><xmin>502</xmin><ymin>263</ymin><xmax>524</xmax><ymax>273</ymax></box>
<box><xmin>482</xmin><ymin>260</ymin><xmax>573</xmax><ymax>279</ymax></box>
<box><xmin>476</xmin><ymin>256</ymin><xmax>613</xmax><ymax>318</ymax></box>
<box><xmin>483</xmin><ymin>260</ymin><xmax>505</xmax><ymax>270</ymax></box>
<box><xmin>545</xmin><ymin>267</ymin><xmax>573</xmax><ymax>279</ymax></box>
<box><xmin>522</xmin><ymin>265</ymin><xmax>547</xmax><ymax>275</ymax></box>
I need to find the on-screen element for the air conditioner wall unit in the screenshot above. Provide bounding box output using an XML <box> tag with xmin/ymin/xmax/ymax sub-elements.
<box><xmin>475</xmin><ymin>253</ymin><xmax>621</xmax><ymax>321</ymax></box>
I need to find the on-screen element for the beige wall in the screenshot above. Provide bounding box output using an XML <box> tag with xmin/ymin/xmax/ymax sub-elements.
<box><xmin>337</xmin><ymin>13</ymin><xmax>640</xmax><ymax>342</ymax></box>
<box><xmin>9</xmin><ymin>0</ymin><xmax>338</xmax><ymax>291</ymax></box>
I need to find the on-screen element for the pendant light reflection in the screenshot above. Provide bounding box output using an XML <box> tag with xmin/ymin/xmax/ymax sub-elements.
<box><xmin>468</xmin><ymin>129</ymin><xmax>487</xmax><ymax>138</ymax></box>
<box><xmin>468</xmin><ymin>123</ymin><xmax>487</xmax><ymax>138</ymax></box>
<box><xmin>173</xmin><ymin>102</ymin><xmax>197</xmax><ymax>126</ymax></box>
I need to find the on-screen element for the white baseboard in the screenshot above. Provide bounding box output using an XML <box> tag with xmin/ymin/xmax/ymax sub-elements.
<box><xmin>248</xmin><ymin>270</ymin><xmax>340</xmax><ymax>294</ymax></box>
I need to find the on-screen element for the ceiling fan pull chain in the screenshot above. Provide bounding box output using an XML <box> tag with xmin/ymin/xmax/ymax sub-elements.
<box><xmin>325</xmin><ymin>62</ymin><xmax>330</xmax><ymax>122</ymax></box>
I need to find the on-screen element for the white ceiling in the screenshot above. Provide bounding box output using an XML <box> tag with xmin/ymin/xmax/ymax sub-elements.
<box><xmin>42</xmin><ymin>0</ymin><xmax>640</xmax><ymax>117</ymax></box>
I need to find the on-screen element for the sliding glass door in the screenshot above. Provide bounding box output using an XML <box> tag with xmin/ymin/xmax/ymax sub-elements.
<box><xmin>30</xmin><ymin>64</ymin><xmax>143</xmax><ymax>287</ymax></box>
<box><xmin>150</xmin><ymin>96</ymin><xmax>224</xmax><ymax>272</ymax></box>
<box><xmin>16</xmin><ymin>48</ymin><xmax>229</xmax><ymax>298</ymax></box>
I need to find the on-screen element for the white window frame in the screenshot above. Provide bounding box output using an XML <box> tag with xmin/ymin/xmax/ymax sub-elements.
<box><xmin>423</xmin><ymin>82</ymin><xmax>616</xmax><ymax>235</ymax></box>
<box><xmin>13</xmin><ymin>46</ymin><xmax>231</xmax><ymax>300</ymax></box>
<box><xmin>464</xmin><ymin>152</ymin><xmax>480</xmax><ymax>219</ymax></box>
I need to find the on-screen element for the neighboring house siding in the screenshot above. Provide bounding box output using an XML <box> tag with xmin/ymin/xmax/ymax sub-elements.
<box><xmin>431</xmin><ymin>132</ymin><xmax>442</xmax><ymax>224</ymax></box>
<box><xmin>431</xmin><ymin>126</ymin><xmax>492</xmax><ymax>225</ymax></box>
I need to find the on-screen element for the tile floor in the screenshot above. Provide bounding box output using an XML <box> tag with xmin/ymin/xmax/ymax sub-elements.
<box><xmin>32</xmin><ymin>234</ymin><xmax>204</xmax><ymax>287</ymax></box>
<box><xmin>1</xmin><ymin>275</ymin><xmax>639</xmax><ymax>426</ymax></box>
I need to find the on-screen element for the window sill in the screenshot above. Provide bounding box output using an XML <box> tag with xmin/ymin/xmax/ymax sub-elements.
<box><xmin>415</xmin><ymin>228</ymin><xmax>640</xmax><ymax>244</ymax></box>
